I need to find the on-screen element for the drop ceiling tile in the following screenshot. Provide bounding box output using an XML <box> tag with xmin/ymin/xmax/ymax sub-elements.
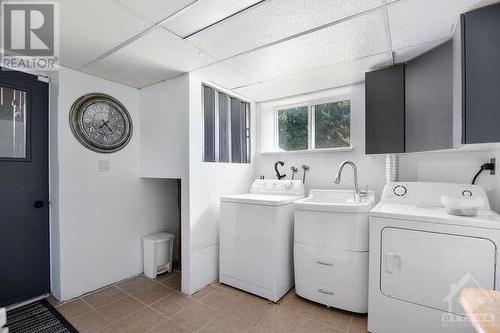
<box><xmin>393</xmin><ymin>39</ymin><xmax>449</xmax><ymax>63</ymax></box>
<box><xmin>388</xmin><ymin>0</ymin><xmax>499</xmax><ymax>50</ymax></box>
<box><xmin>83</xmin><ymin>28</ymin><xmax>215</xmax><ymax>88</ymax></box>
<box><xmin>234</xmin><ymin>52</ymin><xmax>392</xmax><ymax>102</ymax></box>
<box><xmin>116</xmin><ymin>0</ymin><xmax>196</xmax><ymax>23</ymax></box>
<box><xmin>186</xmin><ymin>0</ymin><xmax>383</xmax><ymax>59</ymax></box>
<box><xmin>60</xmin><ymin>0</ymin><xmax>151</xmax><ymax>69</ymax></box>
<box><xmin>220</xmin><ymin>10</ymin><xmax>390</xmax><ymax>83</ymax></box>
<box><xmin>190</xmin><ymin>63</ymin><xmax>254</xmax><ymax>89</ymax></box>
<box><xmin>163</xmin><ymin>0</ymin><xmax>262</xmax><ymax>38</ymax></box>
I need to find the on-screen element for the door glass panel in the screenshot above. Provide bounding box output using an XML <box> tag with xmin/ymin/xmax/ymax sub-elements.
<box><xmin>0</xmin><ymin>87</ymin><xmax>27</xmax><ymax>159</ymax></box>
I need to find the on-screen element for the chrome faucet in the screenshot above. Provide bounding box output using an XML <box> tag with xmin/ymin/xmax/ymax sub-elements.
<box><xmin>334</xmin><ymin>160</ymin><xmax>367</xmax><ymax>202</ymax></box>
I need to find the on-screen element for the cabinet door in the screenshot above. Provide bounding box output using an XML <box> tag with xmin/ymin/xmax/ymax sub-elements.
<box><xmin>405</xmin><ymin>41</ymin><xmax>453</xmax><ymax>152</ymax></box>
<box><xmin>365</xmin><ymin>65</ymin><xmax>405</xmax><ymax>154</ymax></box>
<box><xmin>464</xmin><ymin>3</ymin><xmax>500</xmax><ymax>143</ymax></box>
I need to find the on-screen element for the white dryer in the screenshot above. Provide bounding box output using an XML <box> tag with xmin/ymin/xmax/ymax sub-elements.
<box><xmin>220</xmin><ymin>179</ymin><xmax>304</xmax><ymax>302</ymax></box>
<box><xmin>369</xmin><ymin>182</ymin><xmax>500</xmax><ymax>333</ymax></box>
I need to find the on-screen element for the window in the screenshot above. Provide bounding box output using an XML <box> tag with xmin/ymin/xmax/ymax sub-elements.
<box><xmin>0</xmin><ymin>87</ymin><xmax>28</xmax><ymax>159</ymax></box>
<box><xmin>276</xmin><ymin>99</ymin><xmax>351</xmax><ymax>151</ymax></box>
<box><xmin>203</xmin><ymin>85</ymin><xmax>250</xmax><ymax>163</ymax></box>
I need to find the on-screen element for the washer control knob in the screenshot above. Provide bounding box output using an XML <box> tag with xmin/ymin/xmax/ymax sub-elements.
<box><xmin>285</xmin><ymin>181</ymin><xmax>293</xmax><ymax>190</ymax></box>
<box><xmin>462</xmin><ymin>190</ymin><xmax>473</xmax><ymax>197</ymax></box>
<box><xmin>393</xmin><ymin>185</ymin><xmax>407</xmax><ymax>197</ymax></box>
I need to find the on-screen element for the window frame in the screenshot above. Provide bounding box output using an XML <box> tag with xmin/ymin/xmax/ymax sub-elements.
<box><xmin>201</xmin><ymin>83</ymin><xmax>251</xmax><ymax>164</ymax></box>
<box><xmin>273</xmin><ymin>95</ymin><xmax>352</xmax><ymax>153</ymax></box>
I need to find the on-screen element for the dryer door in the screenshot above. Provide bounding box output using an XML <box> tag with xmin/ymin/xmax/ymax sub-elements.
<box><xmin>381</xmin><ymin>228</ymin><xmax>495</xmax><ymax>314</ymax></box>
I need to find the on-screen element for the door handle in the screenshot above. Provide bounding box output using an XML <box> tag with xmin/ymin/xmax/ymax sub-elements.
<box><xmin>33</xmin><ymin>200</ymin><xmax>44</xmax><ymax>208</ymax></box>
<box><xmin>385</xmin><ymin>252</ymin><xmax>401</xmax><ymax>273</ymax></box>
<box><xmin>318</xmin><ymin>289</ymin><xmax>334</xmax><ymax>296</ymax></box>
<box><xmin>316</xmin><ymin>261</ymin><xmax>333</xmax><ymax>267</ymax></box>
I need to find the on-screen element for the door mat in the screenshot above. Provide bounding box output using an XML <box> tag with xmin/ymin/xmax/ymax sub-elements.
<box><xmin>6</xmin><ymin>299</ymin><xmax>78</xmax><ymax>333</ymax></box>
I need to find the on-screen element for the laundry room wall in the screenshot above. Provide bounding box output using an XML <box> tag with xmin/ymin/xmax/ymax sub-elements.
<box><xmin>52</xmin><ymin>67</ymin><xmax>177</xmax><ymax>300</ymax></box>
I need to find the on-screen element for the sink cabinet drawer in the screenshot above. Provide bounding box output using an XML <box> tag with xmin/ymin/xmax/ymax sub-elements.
<box><xmin>294</xmin><ymin>243</ymin><xmax>368</xmax><ymax>313</ymax></box>
<box><xmin>294</xmin><ymin>209</ymin><xmax>369</xmax><ymax>251</ymax></box>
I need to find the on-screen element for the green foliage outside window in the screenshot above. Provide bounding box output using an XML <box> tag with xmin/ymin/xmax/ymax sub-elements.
<box><xmin>277</xmin><ymin>100</ymin><xmax>351</xmax><ymax>151</ymax></box>
<box><xmin>315</xmin><ymin>100</ymin><xmax>351</xmax><ymax>148</ymax></box>
<box><xmin>278</xmin><ymin>106</ymin><xmax>308</xmax><ymax>151</ymax></box>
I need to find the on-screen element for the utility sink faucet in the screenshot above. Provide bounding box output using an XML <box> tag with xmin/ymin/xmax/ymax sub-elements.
<box><xmin>334</xmin><ymin>160</ymin><xmax>367</xmax><ymax>202</ymax></box>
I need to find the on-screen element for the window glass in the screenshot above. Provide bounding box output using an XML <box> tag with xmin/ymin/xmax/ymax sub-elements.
<box><xmin>203</xmin><ymin>85</ymin><xmax>250</xmax><ymax>163</ymax></box>
<box><xmin>203</xmin><ymin>86</ymin><xmax>216</xmax><ymax>162</ymax></box>
<box><xmin>314</xmin><ymin>100</ymin><xmax>351</xmax><ymax>149</ymax></box>
<box><xmin>277</xmin><ymin>106</ymin><xmax>308</xmax><ymax>151</ymax></box>
<box><xmin>0</xmin><ymin>87</ymin><xmax>27</xmax><ymax>159</ymax></box>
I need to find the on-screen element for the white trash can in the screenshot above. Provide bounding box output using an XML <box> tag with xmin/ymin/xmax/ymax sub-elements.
<box><xmin>142</xmin><ymin>232</ymin><xmax>174</xmax><ymax>279</ymax></box>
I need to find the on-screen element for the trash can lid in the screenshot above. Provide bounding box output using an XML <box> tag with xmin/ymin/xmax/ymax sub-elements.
<box><xmin>142</xmin><ymin>232</ymin><xmax>174</xmax><ymax>244</ymax></box>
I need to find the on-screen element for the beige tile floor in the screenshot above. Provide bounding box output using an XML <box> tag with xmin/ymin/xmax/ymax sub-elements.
<box><xmin>48</xmin><ymin>272</ymin><xmax>367</xmax><ymax>333</ymax></box>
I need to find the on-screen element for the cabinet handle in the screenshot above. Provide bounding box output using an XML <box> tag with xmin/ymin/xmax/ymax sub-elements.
<box><xmin>318</xmin><ymin>289</ymin><xmax>334</xmax><ymax>296</ymax></box>
<box><xmin>316</xmin><ymin>260</ymin><xmax>333</xmax><ymax>267</ymax></box>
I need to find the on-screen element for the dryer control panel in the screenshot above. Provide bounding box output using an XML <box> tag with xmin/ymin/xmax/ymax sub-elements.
<box><xmin>380</xmin><ymin>182</ymin><xmax>490</xmax><ymax>209</ymax></box>
<box><xmin>250</xmin><ymin>179</ymin><xmax>305</xmax><ymax>197</ymax></box>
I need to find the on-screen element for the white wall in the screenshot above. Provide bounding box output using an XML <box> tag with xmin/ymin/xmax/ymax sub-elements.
<box><xmin>187</xmin><ymin>75</ymin><xmax>257</xmax><ymax>293</ymax></box>
<box><xmin>54</xmin><ymin>67</ymin><xmax>177</xmax><ymax>300</ymax></box>
<box><xmin>255</xmin><ymin>83</ymin><xmax>500</xmax><ymax>212</ymax></box>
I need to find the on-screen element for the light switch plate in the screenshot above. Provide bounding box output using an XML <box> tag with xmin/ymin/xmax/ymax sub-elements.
<box><xmin>98</xmin><ymin>160</ymin><xmax>110</xmax><ymax>172</ymax></box>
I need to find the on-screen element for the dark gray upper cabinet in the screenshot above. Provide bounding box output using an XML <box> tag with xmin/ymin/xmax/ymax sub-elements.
<box><xmin>365</xmin><ymin>65</ymin><xmax>405</xmax><ymax>154</ymax></box>
<box><xmin>460</xmin><ymin>3</ymin><xmax>500</xmax><ymax>144</ymax></box>
<box><xmin>405</xmin><ymin>41</ymin><xmax>453</xmax><ymax>152</ymax></box>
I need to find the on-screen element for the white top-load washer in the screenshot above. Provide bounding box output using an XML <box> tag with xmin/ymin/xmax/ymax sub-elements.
<box><xmin>220</xmin><ymin>179</ymin><xmax>305</xmax><ymax>302</ymax></box>
<box><xmin>369</xmin><ymin>182</ymin><xmax>500</xmax><ymax>333</ymax></box>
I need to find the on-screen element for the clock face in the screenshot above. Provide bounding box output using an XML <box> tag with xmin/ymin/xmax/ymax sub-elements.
<box><xmin>70</xmin><ymin>94</ymin><xmax>132</xmax><ymax>153</ymax></box>
<box><xmin>81</xmin><ymin>102</ymin><xmax>126</xmax><ymax>146</ymax></box>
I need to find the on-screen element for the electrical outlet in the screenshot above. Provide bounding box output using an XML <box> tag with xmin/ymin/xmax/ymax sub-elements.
<box><xmin>491</xmin><ymin>158</ymin><xmax>496</xmax><ymax>175</ymax></box>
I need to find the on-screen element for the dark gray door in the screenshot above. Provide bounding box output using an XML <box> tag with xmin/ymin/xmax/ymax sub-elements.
<box><xmin>405</xmin><ymin>40</ymin><xmax>453</xmax><ymax>152</ymax></box>
<box><xmin>464</xmin><ymin>3</ymin><xmax>500</xmax><ymax>143</ymax></box>
<box><xmin>365</xmin><ymin>64</ymin><xmax>405</xmax><ymax>154</ymax></box>
<box><xmin>0</xmin><ymin>69</ymin><xmax>49</xmax><ymax>307</ymax></box>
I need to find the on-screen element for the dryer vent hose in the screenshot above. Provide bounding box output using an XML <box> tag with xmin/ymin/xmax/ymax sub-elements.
<box><xmin>385</xmin><ymin>154</ymin><xmax>399</xmax><ymax>184</ymax></box>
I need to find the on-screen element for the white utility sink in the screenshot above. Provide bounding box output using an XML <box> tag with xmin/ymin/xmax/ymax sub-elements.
<box><xmin>293</xmin><ymin>189</ymin><xmax>377</xmax><ymax>313</ymax></box>
<box><xmin>294</xmin><ymin>189</ymin><xmax>376</xmax><ymax>213</ymax></box>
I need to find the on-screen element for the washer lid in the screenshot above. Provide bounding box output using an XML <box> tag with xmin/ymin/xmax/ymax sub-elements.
<box><xmin>220</xmin><ymin>193</ymin><xmax>302</xmax><ymax>206</ymax></box>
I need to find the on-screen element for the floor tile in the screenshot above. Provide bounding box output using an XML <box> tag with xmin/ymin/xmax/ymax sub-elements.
<box><xmin>160</xmin><ymin>274</ymin><xmax>181</xmax><ymax>292</ymax></box>
<box><xmin>148</xmin><ymin>319</ymin><xmax>191</xmax><ymax>333</ymax></box>
<box><xmin>200</xmin><ymin>288</ymin><xmax>242</xmax><ymax>312</ymax></box>
<box><xmin>191</xmin><ymin>284</ymin><xmax>218</xmax><ymax>301</ymax></box>
<box><xmin>171</xmin><ymin>303</ymin><xmax>221</xmax><ymax>331</ymax></box>
<box><xmin>298</xmin><ymin>319</ymin><xmax>342</xmax><ymax>332</ymax></box>
<box><xmin>117</xmin><ymin>276</ymin><xmax>156</xmax><ymax>294</ymax></box>
<box><xmin>254</xmin><ymin>306</ymin><xmax>306</xmax><ymax>332</ymax></box>
<box><xmin>69</xmin><ymin>310</ymin><xmax>109</xmax><ymax>333</ymax></box>
<box><xmin>46</xmin><ymin>295</ymin><xmax>62</xmax><ymax>307</ymax></box>
<box><xmin>96</xmin><ymin>296</ymin><xmax>145</xmax><ymax>323</ymax></box>
<box><xmin>110</xmin><ymin>308</ymin><xmax>164</xmax><ymax>332</ymax></box>
<box><xmin>57</xmin><ymin>299</ymin><xmax>93</xmax><ymax>320</ymax></box>
<box><xmin>82</xmin><ymin>286</ymin><xmax>127</xmax><ymax>308</ymax></box>
<box><xmin>132</xmin><ymin>284</ymin><xmax>174</xmax><ymax>305</ymax></box>
<box><xmin>348</xmin><ymin>314</ymin><xmax>368</xmax><ymax>333</ymax></box>
<box><xmin>307</xmin><ymin>305</ymin><xmax>352</xmax><ymax>331</ymax></box>
<box><xmin>200</xmin><ymin>313</ymin><xmax>256</xmax><ymax>333</ymax></box>
<box><xmin>151</xmin><ymin>293</ymin><xmax>196</xmax><ymax>318</ymax></box>
<box><xmin>155</xmin><ymin>270</ymin><xmax>181</xmax><ymax>282</ymax></box>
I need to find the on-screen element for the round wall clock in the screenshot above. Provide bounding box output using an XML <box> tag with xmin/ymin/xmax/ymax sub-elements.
<box><xmin>69</xmin><ymin>93</ymin><xmax>133</xmax><ymax>153</ymax></box>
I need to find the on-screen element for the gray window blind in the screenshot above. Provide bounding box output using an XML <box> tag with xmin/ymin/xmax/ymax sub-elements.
<box><xmin>203</xmin><ymin>86</ymin><xmax>216</xmax><ymax>162</ymax></box>
<box><xmin>203</xmin><ymin>85</ymin><xmax>250</xmax><ymax>163</ymax></box>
